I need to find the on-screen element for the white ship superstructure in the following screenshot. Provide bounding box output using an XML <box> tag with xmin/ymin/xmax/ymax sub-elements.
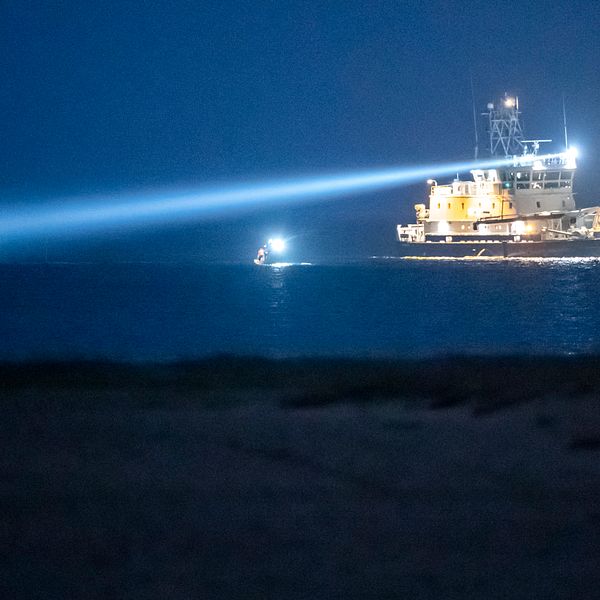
<box><xmin>397</xmin><ymin>94</ymin><xmax>600</xmax><ymax>257</ymax></box>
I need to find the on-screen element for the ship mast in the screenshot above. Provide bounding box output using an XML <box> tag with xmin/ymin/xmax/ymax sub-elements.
<box><xmin>562</xmin><ymin>94</ymin><xmax>569</xmax><ymax>150</ymax></box>
<box><xmin>484</xmin><ymin>94</ymin><xmax>525</xmax><ymax>157</ymax></box>
<box><xmin>470</xmin><ymin>72</ymin><xmax>479</xmax><ymax>159</ymax></box>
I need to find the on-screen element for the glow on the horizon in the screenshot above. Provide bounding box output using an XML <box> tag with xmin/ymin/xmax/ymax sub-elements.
<box><xmin>0</xmin><ymin>151</ymin><xmax>572</xmax><ymax>244</ymax></box>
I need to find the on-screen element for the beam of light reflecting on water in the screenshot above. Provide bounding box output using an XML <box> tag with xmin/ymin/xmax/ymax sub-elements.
<box><xmin>0</xmin><ymin>152</ymin><xmax>566</xmax><ymax>246</ymax></box>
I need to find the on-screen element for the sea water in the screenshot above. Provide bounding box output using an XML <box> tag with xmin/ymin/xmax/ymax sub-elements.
<box><xmin>1</xmin><ymin>258</ymin><xmax>600</xmax><ymax>361</ymax></box>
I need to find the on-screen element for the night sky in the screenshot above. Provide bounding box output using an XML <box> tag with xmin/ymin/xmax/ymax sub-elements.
<box><xmin>2</xmin><ymin>1</ymin><xmax>599</xmax><ymax>261</ymax></box>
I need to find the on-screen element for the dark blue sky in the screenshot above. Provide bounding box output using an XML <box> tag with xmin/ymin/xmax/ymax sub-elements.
<box><xmin>2</xmin><ymin>1</ymin><xmax>599</xmax><ymax>260</ymax></box>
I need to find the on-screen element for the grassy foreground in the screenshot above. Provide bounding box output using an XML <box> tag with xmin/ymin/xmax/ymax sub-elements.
<box><xmin>2</xmin><ymin>354</ymin><xmax>600</xmax><ymax>409</ymax></box>
<box><xmin>2</xmin><ymin>356</ymin><xmax>600</xmax><ymax>599</ymax></box>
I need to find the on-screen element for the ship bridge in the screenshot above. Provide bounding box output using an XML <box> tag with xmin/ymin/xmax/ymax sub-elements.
<box><xmin>498</xmin><ymin>151</ymin><xmax>577</xmax><ymax>214</ymax></box>
<box><xmin>484</xmin><ymin>95</ymin><xmax>577</xmax><ymax>215</ymax></box>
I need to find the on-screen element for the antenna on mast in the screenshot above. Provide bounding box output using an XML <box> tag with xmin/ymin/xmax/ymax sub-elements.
<box><xmin>562</xmin><ymin>93</ymin><xmax>569</xmax><ymax>150</ymax></box>
<box><xmin>469</xmin><ymin>70</ymin><xmax>479</xmax><ymax>159</ymax></box>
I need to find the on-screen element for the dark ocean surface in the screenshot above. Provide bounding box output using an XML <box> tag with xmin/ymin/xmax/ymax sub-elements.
<box><xmin>1</xmin><ymin>258</ymin><xmax>600</xmax><ymax>361</ymax></box>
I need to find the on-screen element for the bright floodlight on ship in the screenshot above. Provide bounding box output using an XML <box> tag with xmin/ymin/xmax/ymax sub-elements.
<box><xmin>268</xmin><ymin>238</ymin><xmax>285</xmax><ymax>253</ymax></box>
<box><xmin>564</xmin><ymin>146</ymin><xmax>578</xmax><ymax>169</ymax></box>
<box><xmin>427</xmin><ymin>179</ymin><xmax>437</xmax><ymax>185</ymax></box>
<box><xmin>504</xmin><ymin>97</ymin><xmax>516</xmax><ymax>108</ymax></box>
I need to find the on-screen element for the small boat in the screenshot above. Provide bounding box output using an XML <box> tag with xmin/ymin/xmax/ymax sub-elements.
<box><xmin>254</xmin><ymin>238</ymin><xmax>285</xmax><ymax>264</ymax></box>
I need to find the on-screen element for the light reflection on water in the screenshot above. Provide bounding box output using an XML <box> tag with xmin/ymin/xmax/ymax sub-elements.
<box><xmin>0</xmin><ymin>260</ymin><xmax>599</xmax><ymax>360</ymax></box>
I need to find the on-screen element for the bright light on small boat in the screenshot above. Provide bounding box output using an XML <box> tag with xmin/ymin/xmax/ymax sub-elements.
<box><xmin>268</xmin><ymin>238</ymin><xmax>285</xmax><ymax>252</ymax></box>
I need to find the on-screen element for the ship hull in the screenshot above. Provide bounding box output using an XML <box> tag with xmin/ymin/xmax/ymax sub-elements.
<box><xmin>396</xmin><ymin>239</ymin><xmax>600</xmax><ymax>258</ymax></box>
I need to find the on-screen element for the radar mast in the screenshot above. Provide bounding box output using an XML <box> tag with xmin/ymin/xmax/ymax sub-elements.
<box><xmin>484</xmin><ymin>94</ymin><xmax>525</xmax><ymax>157</ymax></box>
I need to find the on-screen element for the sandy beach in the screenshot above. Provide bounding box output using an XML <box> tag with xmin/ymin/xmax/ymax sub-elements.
<box><xmin>2</xmin><ymin>358</ymin><xmax>600</xmax><ymax>599</ymax></box>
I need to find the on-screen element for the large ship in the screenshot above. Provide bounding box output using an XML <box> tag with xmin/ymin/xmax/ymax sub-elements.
<box><xmin>396</xmin><ymin>95</ymin><xmax>600</xmax><ymax>257</ymax></box>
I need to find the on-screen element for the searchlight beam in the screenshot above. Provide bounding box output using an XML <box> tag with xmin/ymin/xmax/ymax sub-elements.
<box><xmin>0</xmin><ymin>152</ymin><xmax>570</xmax><ymax>244</ymax></box>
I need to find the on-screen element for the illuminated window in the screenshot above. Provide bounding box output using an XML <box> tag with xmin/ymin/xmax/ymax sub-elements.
<box><xmin>448</xmin><ymin>203</ymin><xmax>451</xmax><ymax>209</ymax></box>
<box><xmin>492</xmin><ymin>203</ymin><xmax>495</xmax><ymax>209</ymax></box>
<box><xmin>437</xmin><ymin>203</ymin><xmax>441</xmax><ymax>209</ymax></box>
<box><xmin>461</xmin><ymin>203</ymin><xmax>465</xmax><ymax>209</ymax></box>
<box><xmin>509</xmin><ymin>202</ymin><xmax>513</xmax><ymax>208</ymax></box>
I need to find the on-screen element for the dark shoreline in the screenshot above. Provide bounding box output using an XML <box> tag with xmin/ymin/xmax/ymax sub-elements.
<box><xmin>2</xmin><ymin>354</ymin><xmax>599</xmax><ymax>410</ymax></box>
<box><xmin>3</xmin><ymin>355</ymin><xmax>600</xmax><ymax>599</ymax></box>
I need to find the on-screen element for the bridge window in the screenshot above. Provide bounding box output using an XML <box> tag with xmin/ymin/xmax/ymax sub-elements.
<box><xmin>560</xmin><ymin>171</ymin><xmax>573</xmax><ymax>180</ymax></box>
<box><xmin>545</xmin><ymin>181</ymin><xmax>559</xmax><ymax>188</ymax></box>
<box><xmin>560</xmin><ymin>181</ymin><xmax>571</xmax><ymax>188</ymax></box>
<box><xmin>517</xmin><ymin>183</ymin><xmax>529</xmax><ymax>189</ymax></box>
<box><xmin>545</xmin><ymin>171</ymin><xmax>560</xmax><ymax>180</ymax></box>
<box><xmin>516</xmin><ymin>171</ymin><xmax>530</xmax><ymax>181</ymax></box>
<box><xmin>533</xmin><ymin>172</ymin><xmax>544</xmax><ymax>181</ymax></box>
